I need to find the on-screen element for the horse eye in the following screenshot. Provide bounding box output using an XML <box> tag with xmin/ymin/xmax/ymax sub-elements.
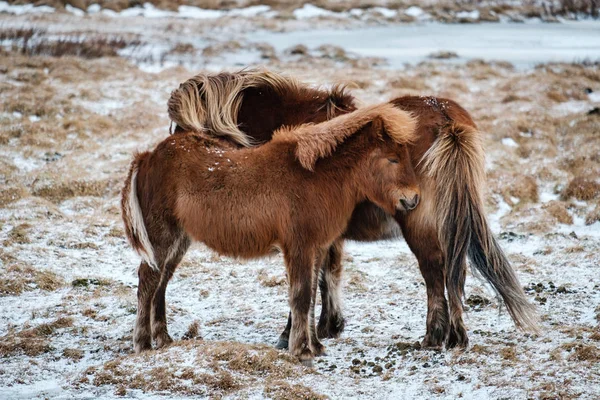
<box><xmin>388</xmin><ymin>158</ymin><xmax>399</xmax><ymax>164</ymax></box>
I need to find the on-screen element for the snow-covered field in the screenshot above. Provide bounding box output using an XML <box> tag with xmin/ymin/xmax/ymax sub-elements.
<box><xmin>1</xmin><ymin>5</ymin><xmax>600</xmax><ymax>399</ymax></box>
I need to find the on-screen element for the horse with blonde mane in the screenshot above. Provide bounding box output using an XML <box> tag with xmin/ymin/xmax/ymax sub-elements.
<box><xmin>166</xmin><ymin>69</ymin><xmax>539</xmax><ymax>351</ymax></box>
<box><xmin>122</xmin><ymin>103</ymin><xmax>420</xmax><ymax>365</ymax></box>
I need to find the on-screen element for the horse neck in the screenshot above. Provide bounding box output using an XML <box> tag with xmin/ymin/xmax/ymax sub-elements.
<box><xmin>305</xmin><ymin>132</ymin><xmax>373</xmax><ymax>205</ymax></box>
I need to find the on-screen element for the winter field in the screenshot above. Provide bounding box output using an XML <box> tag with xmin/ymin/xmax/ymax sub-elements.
<box><xmin>1</xmin><ymin>2</ymin><xmax>600</xmax><ymax>399</ymax></box>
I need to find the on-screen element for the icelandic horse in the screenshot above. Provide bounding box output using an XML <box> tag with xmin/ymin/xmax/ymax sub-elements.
<box><xmin>166</xmin><ymin>69</ymin><xmax>539</xmax><ymax>351</ymax></box>
<box><xmin>121</xmin><ymin>103</ymin><xmax>420</xmax><ymax>365</ymax></box>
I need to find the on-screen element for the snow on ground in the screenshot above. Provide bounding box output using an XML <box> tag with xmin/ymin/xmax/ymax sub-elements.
<box><xmin>1</xmin><ymin>9</ymin><xmax>599</xmax><ymax>400</ymax></box>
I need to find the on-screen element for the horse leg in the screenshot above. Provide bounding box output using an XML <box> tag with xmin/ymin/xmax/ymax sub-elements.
<box><xmin>309</xmin><ymin>249</ymin><xmax>327</xmax><ymax>356</ymax></box>
<box><xmin>276</xmin><ymin>243</ymin><xmax>342</xmax><ymax>349</ymax></box>
<box><xmin>151</xmin><ymin>235</ymin><xmax>191</xmax><ymax>349</ymax></box>
<box><xmin>275</xmin><ymin>312</ymin><xmax>292</xmax><ymax>350</ymax></box>
<box><xmin>317</xmin><ymin>239</ymin><xmax>346</xmax><ymax>339</ymax></box>
<box><xmin>134</xmin><ymin>261</ymin><xmax>161</xmax><ymax>353</ymax></box>
<box><xmin>446</xmin><ymin>263</ymin><xmax>468</xmax><ymax>349</ymax></box>
<box><xmin>284</xmin><ymin>247</ymin><xmax>315</xmax><ymax>366</ymax></box>
<box><xmin>397</xmin><ymin>216</ymin><xmax>449</xmax><ymax>349</ymax></box>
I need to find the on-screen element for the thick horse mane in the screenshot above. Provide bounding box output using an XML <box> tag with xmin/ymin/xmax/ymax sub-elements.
<box><xmin>273</xmin><ymin>103</ymin><xmax>416</xmax><ymax>171</ymax></box>
<box><xmin>167</xmin><ymin>69</ymin><xmax>355</xmax><ymax>147</ymax></box>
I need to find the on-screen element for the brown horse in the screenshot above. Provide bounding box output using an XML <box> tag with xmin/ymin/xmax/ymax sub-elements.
<box><xmin>167</xmin><ymin>69</ymin><xmax>539</xmax><ymax>350</ymax></box>
<box><xmin>121</xmin><ymin>103</ymin><xmax>420</xmax><ymax>365</ymax></box>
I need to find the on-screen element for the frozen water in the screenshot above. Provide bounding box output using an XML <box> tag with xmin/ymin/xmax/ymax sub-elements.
<box><xmin>250</xmin><ymin>21</ymin><xmax>600</xmax><ymax>69</ymax></box>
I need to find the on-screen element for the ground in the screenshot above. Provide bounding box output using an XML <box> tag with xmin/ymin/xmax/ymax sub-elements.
<box><xmin>1</xmin><ymin>5</ymin><xmax>600</xmax><ymax>400</ymax></box>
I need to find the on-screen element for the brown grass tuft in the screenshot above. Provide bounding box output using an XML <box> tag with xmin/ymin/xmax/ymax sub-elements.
<box><xmin>0</xmin><ymin>317</ymin><xmax>73</xmax><ymax>357</ymax></box>
<box><xmin>264</xmin><ymin>380</ymin><xmax>328</xmax><ymax>400</ymax></box>
<box><xmin>182</xmin><ymin>321</ymin><xmax>202</xmax><ymax>340</ymax></box>
<box><xmin>542</xmin><ymin>201</ymin><xmax>573</xmax><ymax>224</ymax></box>
<box><xmin>500</xmin><ymin>346</ymin><xmax>517</xmax><ymax>361</ymax></box>
<box><xmin>569</xmin><ymin>344</ymin><xmax>600</xmax><ymax>362</ymax></box>
<box><xmin>5</xmin><ymin>223</ymin><xmax>32</xmax><ymax>245</ymax></box>
<box><xmin>63</xmin><ymin>348</ymin><xmax>84</xmax><ymax>361</ymax></box>
<box><xmin>503</xmin><ymin>175</ymin><xmax>539</xmax><ymax>205</ymax></box>
<box><xmin>32</xmin><ymin>179</ymin><xmax>110</xmax><ymax>202</ymax></box>
<box><xmin>562</xmin><ymin>177</ymin><xmax>600</xmax><ymax>201</ymax></box>
<box><xmin>0</xmin><ymin>263</ymin><xmax>63</xmax><ymax>296</ymax></box>
<box><xmin>586</xmin><ymin>204</ymin><xmax>600</xmax><ymax>225</ymax></box>
<box><xmin>258</xmin><ymin>269</ymin><xmax>286</xmax><ymax>287</ymax></box>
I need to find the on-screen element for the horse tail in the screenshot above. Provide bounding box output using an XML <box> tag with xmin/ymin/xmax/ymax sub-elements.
<box><xmin>167</xmin><ymin>72</ymin><xmax>252</xmax><ymax>147</ymax></box>
<box><xmin>121</xmin><ymin>152</ymin><xmax>158</xmax><ymax>270</ymax></box>
<box><xmin>420</xmin><ymin>123</ymin><xmax>538</xmax><ymax>332</ymax></box>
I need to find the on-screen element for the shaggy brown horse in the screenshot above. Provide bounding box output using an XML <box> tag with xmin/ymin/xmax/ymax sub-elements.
<box><xmin>121</xmin><ymin>103</ymin><xmax>420</xmax><ymax>365</ymax></box>
<box><xmin>167</xmin><ymin>69</ymin><xmax>539</xmax><ymax>350</ymax></box>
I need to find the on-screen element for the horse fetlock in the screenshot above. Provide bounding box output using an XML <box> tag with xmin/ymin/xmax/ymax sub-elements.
<box><xmin>446</xmin><ymin>322</ymin><xmax>468</xmax><ymax>349</ymax></box>
<box><xmin>154</xmin><ymin>332</ymin><xmax>174</xmax><ymax>349</ymax></box>
<box><xmin>317</xmin><ymin>314</ymin><xmax>345</xmax><ymax>339</ymax></box>
<box><xmin>133</xmin><ymin>333</ymin><xmax>152</xmax><ymax>353</ymax></box>
<box><xmin>422</xmin><ymin>319</ymin><xmax>448</xmax><ymax>349</ymax></box>
<box><xmin>310</xmin><ymin>339</ymin><xmax>327</xmax><ymax>357</ymax></box>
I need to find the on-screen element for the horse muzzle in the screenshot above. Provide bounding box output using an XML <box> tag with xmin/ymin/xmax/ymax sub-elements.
<box><xmin>398</xmin><ymin>194</ymin><xmax>420</xmax><ymax>211</ymax></box>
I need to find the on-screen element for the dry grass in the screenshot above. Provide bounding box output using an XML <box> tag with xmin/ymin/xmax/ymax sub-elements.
<box><xmin>542</xmin><ymin>201</ymin><xmax>573</xmax><ymax>224</ymax></box>
<box><xmin>502</xmin><ymin>175</ymin><xmax>539</xmax><ymax>206</ymax></box>
<box><xmin>264</xmin><ymin>381</ymin><xmax>329</xmax><ymax>400</ymax></box>
<box><xmin>0</xmin><ymin>317</ymin><xmax>73</xmax><ymax>357</ymax></box>
<box><xmin>562</xmin><ymin>177</ymin><xmax>600</xmax><ymax>201</ymax></box>
<box><xmin>568</xmin><ymin>344</ymin><xmax>600</xmax><ymax>362</ymax></box>
<box><xmin>428</xmin><ymin>50</ymin><xmax>458</xmax><ymax>60</ymax></box>
<box><xmin>0</xmin><ymin>263</ymin><xmax>63</xmax><ymax>296</ymax></box>
<box><xmin>258</xmin><ymin>269</ymin><xmax>286</xmax><ymax>287</ymax></box>
<box><xmin>81</xmin><ymin>341</ymin><xmax>311</xmax><ymax>397</ymax></box>
<box><xmin>182</xmin><ymin>320</ymin><xmax>202</xmax><ymax>340</ymax></box>
<box><xmin>0</xmin><ymin>27</ymin><xmax>143</xmax><ymax>59</ymax></box>
<box><xmin>4</xmin><ymin>223</ymin><xmax>32</xmax><ymax>245</ymax></box>
<box><xmin>32</xmin><ymin>178</ymin><xmax>111</xmax><ymax>202</ymax></box>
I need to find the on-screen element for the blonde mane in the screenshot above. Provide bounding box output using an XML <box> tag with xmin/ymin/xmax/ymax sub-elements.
<box><xmin>273</xmin><ymin>103</ymin><xmax>416</xmax><ymax>171</ymax></box>
<box><xmin>167</xmin><ymin>69</ymin><xmax>354</xmax><ymax>147</ymax></box>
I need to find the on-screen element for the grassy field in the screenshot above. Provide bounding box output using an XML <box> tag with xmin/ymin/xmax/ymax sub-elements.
<box><xmin>1</xmin><ymin>9</ymin><xmax>600</xmax><ymax>399</ymax></box>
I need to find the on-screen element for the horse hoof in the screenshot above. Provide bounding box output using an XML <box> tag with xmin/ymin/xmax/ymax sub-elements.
<box><xmin>134</xmin><ymin>341</ymin><xmax>152</xmax><ymax>354</ymax></box>
<box><xmin>155</xmin><ymin>334</ymin><xmax>174</xmax><ymax>349</ymax></box>
<box><xmin>300</xmin><ymin>358</ymin><xmax>313</xmax><ymax>368</ymax></box>
<box><xmin>275</xmin><ymin>338</ymin><xmax>289</xmax><ymax>350</ymax></box>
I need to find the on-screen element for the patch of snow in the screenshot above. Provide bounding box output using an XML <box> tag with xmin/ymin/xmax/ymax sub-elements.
<box><xmin>87</xmin><ymin>3</ymin><xmax>100</xmax><ymax>13</ymax></box>
<box><xmin>404</xmin><ymin>6</ymin><xmax>424</xmax><ymax>18</ymax></box>
<box><xmin>588</xmin><ymin>91</ymin><xmax>600</xmax><ymax>102</ymax></box>
<box><xmin>229</xmin><ymin>5</ymin><xmax>271</xmax><ymax>17</ymax></box>
<box><xmin>0</xmin><ymin>1</ymin><xmax>54</xmax><ymax>15</ymax></box>
<box><xmin>501</xmin><ymin>137</ymin><xmax>519</xmax><ymax>147</ymax></box>
<box><xmin>553</xmin><ymin>100</ymin><xmax>593</xmax><ymax>116</ymax></box>
<box><xmin>293</xmin><ymin>4</ymin><xmax>338</xmax><ymax>19</ymax></box>
<box><xmin>7</xmin><ymin>154</ymin><xmax>44</xmax><ymax>172</ymax></box>
<box><xmin>177</xmin><ymin>5</ymin><xmax>225</xmax><ymax>19</ymax></box>
<box><xmin>371</xmin><ymin>7</ymin><xmax>397</xmax><ymax>18</ymax></box>
<box><xmin>456</xmin><ymin>10</ymin><xmax>480</xmax><ymax>20</ymax></box>
<box><xmin>539</xmin><ymin>191</ymin><xmax>559</xmax><ymax>203</ymax></box>
<box><xmin>348</xmin><ymin>8</ymin><xmax>364</xmax><ymax>17</ymax></box>
<box><xmin>65</xmin><ymin>4</ymin><xmax>84</xmax><ymax>17</ymax></box>
<box><xmin>119</xmin><ymin>3</ymin><xmax>176</xmax><ymax>18</ymax></box>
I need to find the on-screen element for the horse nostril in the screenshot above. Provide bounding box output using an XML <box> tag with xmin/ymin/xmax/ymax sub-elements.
<box><xmin>400</xmin><ymin>194</ymin><xmax>419</xmax><ymax>211</ymax></box>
